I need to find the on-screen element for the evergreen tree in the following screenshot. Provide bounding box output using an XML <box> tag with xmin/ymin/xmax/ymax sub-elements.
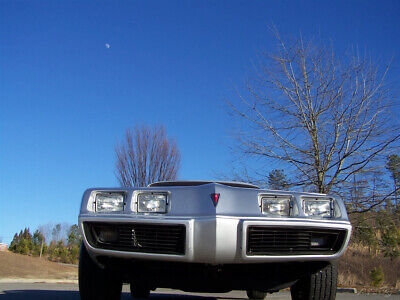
<box><xmin>32</xmin><ymin>230</ymin><xmax>46</xmax><ymax>257</ymax></box>
<box><xmin>267</xmin><ymin>169</ymin><xmax>289</xmax><ymax>190</ymax></box>
<box><xmin>386</xmin><ymin>154</ymin><xmax>400</xmax><ymax>210</ymax></box>
<box><xmin>67</xmin><ymin>224</ymin><xmax>82</xmax><ymax>247</ymax></box>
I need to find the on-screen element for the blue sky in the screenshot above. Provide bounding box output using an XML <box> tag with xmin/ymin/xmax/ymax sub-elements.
<box><xmin>1</xmin><ymin>0</ymin><xmax>399</xmax><ymax>244</ymax></box>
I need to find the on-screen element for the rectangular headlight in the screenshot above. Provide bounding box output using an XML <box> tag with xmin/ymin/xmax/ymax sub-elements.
<box><xmin>138</xmin><ymin>193</ymin><xmax>168</xmax><ymax>213</ymax></box>
<box><xmin>95</xmin><ymin>192</ymin><xmax>124</xmax><ymax>212</ymax></box>
<box><xmin>302</xmin><ymin>198</ymin><xmax>332</xmax><ymax>218</ymax></box>
<box><xmin>261</xmin><ymin>196</ymin><xmax>291</xmax><ymax>216</ymax></box>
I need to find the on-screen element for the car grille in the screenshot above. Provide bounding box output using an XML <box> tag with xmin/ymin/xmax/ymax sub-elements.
<box><xmin>247</xmin><ymin>226</ymin><xmax>346</xmax><ymax>255</ymax></box>
<box><xmin>84</xmin><ymin>222</ymin><xmax>186</xmax><ymax>255</ymax></box>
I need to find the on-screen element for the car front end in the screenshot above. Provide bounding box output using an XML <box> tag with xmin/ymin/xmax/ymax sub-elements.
<box><xmin>78</xmin><ymin>181</ymin><xmax>351</xmax><ymax>299</ymax></box>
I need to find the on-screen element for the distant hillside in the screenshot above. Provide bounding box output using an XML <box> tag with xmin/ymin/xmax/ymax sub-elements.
<box><xmin>0</xmin><ymin>251</ymin><xmax>77</xmax><ymax>280</ymax></box>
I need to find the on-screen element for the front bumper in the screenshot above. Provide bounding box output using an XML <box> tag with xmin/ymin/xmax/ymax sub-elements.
<box><xmin>79</xmin><ymin>214</ymin><xmax>352</xmax><ymax>264</ymax></box>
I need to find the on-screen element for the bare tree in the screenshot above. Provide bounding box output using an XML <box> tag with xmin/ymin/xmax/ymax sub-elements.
<box><xmin>52</xmin><ymin>224</ymin><xmax>61</xmax><ymax>242</ymax></box>
<box><xmin>115</xmin><ymin>125</ymin><xmax>181</xmax><ymax>187</ymax></box>
<box><xmin>230</xmin><ymin>32</ymin><xmax>400</xmax><ymax>203</ymax></box>
<box><xmin>341</xmin><ymin>169</ymin><xmax>395</xmax><ymax>213</ymax></box>
<box><xmin>37</xmin><ymin>223</ymin><xmax>53</xmax><ymax>244</ymax></box>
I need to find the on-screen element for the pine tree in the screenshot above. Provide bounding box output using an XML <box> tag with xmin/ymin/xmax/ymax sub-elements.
<box><xmin>386</xmin><ymin>154</ymin><xmax>400</xmax><ymax>210</ymax></box>
<box><xmin>267</xmin><ymin>169</ymin><xmax>289</xmax><ymax>190</ymax></box>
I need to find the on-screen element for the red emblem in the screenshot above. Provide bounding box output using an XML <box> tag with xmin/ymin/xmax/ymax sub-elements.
<box><xmin>211</xmin><ymin>193</ymin><xmax>220</xmax><ymax>207</ymax></box>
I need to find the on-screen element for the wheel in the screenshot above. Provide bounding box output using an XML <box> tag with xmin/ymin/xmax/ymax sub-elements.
<box><xmin>290</xmin><ymin>263</ymin><xmax>338</xmax><ymax>300</ymax></box>
<box><xmin>246</xmin><ymin>290</ymin><xmax>267</xmax><ymax>299</ymax></box>
<box><xmin>130</xmin><ymin>282</ymin><xmax>150</xmax><ymax>299</ymax></box>
<box><xmin>79</xmin><ymin>243</ymin><xmax>122</xmax><ymax>300</ymax></box>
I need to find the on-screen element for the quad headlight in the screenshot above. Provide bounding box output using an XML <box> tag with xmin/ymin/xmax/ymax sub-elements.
<box><xmin>302</xmin><ymin>197</ymin><xmax>333</xmax><ymax>218</ymax></box>
<box><xmin>261</xmin><ymin>196</ymin><xmax>292</xmax><ymax>216</ymax></box>
<box><xmin>138</xmin><ymin>193</ymin><xmax>168</xmax><ymax>213</ymax></box>
<box><xmin>95</xmin><ymin>192</ymin><xmax>125</xmax><ymax>212</ymax></box>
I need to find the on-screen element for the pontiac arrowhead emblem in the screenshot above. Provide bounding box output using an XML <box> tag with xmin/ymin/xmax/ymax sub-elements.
<box><xmin>211</xmin><ymin>193</ymin><xmax>220</xmax><ymax>207</ymax></box>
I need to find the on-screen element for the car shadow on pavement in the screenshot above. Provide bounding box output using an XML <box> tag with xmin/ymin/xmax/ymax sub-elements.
<box><xmin>0</xmin><ymin>290</ymin><xmax>223</xmax><ymax>300</ymax></box>
<box><xmin>0</xmin><ymin>290</ymin><xmax>80</xmax><ymax>300</ymax></box>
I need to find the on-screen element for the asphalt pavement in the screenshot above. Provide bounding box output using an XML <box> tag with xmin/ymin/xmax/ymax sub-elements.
<box><xmin>0</xmin><ymin>283</ymin><xmax>399</xmax><ymax>300</ymax></box>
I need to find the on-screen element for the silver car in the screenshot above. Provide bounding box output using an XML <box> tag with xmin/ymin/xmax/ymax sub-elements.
<box><xmin>78</xmin><ymin>181</ymin><xmax>351</xmax><ymax>300</ymax></box>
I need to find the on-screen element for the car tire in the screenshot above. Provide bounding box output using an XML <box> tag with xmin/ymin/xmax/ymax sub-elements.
<box><xmin>246</xmin><ymin>290</ymin><xmax>267</xmax><ymax>299</ymax></box>
<box><xmin>290</xmin><ymin>263</ymin><xmax>338</xmax><ymax>300</ymax></box>
<box><xmin>79</xmin><ymin>243</ymin><xmax>122</xmax><ymax>300</ymax></box>
<box><xmin>130</xmin><ymin>282</ymin><xmax>150</xmax><ymax>299</ymax></box>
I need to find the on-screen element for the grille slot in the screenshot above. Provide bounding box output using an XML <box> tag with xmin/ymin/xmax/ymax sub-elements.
<box><xmin>84</xmin><ymin>222</ymin><xmax>186</xmax><ymax>255</ymax></box>
<box><xmin>247</xmin><ymin>226</ymin><xmax>346</xmax><ymax>255</ymax></box>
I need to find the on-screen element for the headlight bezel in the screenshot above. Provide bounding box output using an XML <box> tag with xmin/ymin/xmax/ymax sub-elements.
<box><xmin>135</xmin><ymin>191</ymin><xmax>169</xmax><ymax>214</ymax></box>
<box><xmin>301</xmin><ymin>197</ymin><xmax>335</xmax><ymax>219</ymax></box>
<box><xmin>94</xmin><ymin>191</ymin><xmax>126</xmax><ymax>213</ymax></box>
<box><xmin>259</xmin><ymin>194</ymin><xmax>293</xmax><ymax>217</ymax></box>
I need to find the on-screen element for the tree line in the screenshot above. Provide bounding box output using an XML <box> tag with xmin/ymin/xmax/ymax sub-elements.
<box><xmin>8</xmin><ymin>224</ymin><xmax>82</xmax><ymax>264</ymax></box>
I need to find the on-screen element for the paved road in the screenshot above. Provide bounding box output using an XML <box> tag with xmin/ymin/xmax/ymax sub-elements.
<box><xmin>0</xmin><ymin>283</ymin><xmax>398</xmax><ymax>299</ymax></box>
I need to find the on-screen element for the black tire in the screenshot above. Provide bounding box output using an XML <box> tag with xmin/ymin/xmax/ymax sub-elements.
<box><xmin>246</xmin><ymin>290</ymin><xmax>267</xmax><ymax>299</ymax></box>
<box><xmin>79</xmin><ymin>243</ymin><xmax>122</xmax><ymax>300</ymax></box>
<box><xmin>290</xmin><ymin>263</ymin><xmax>338</xmax><ymax>300</ymax></box>
<box><xmin>130</xmin><ymin>282</ymin><xmax>150</xmax><ymax>298</ymax></box>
